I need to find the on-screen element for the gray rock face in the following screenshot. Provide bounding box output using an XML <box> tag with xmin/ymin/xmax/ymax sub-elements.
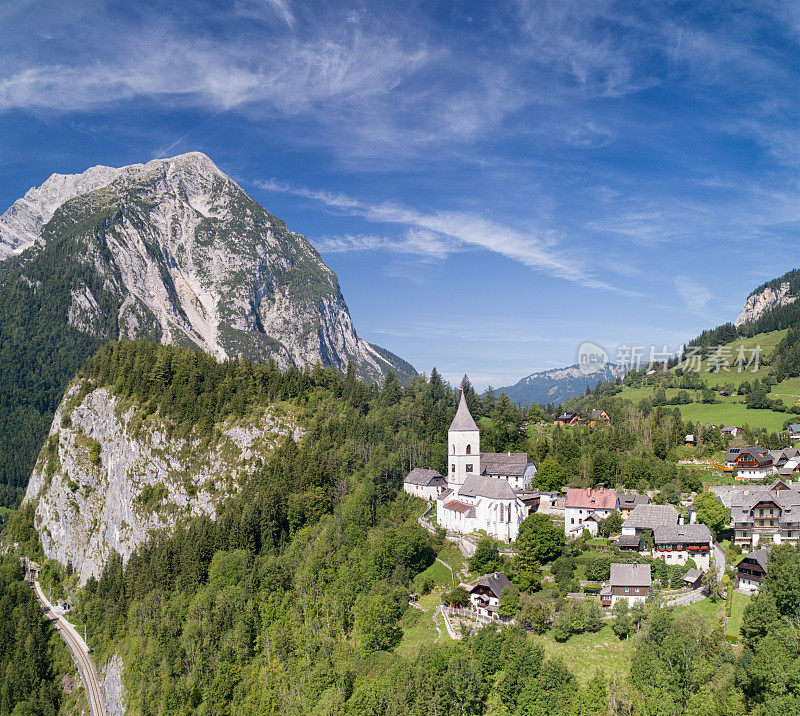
<box><xmin>24</xmin><ymin>380</ymin><xmax>302</xmax><ymax>584</ymax></box>
<box><xmin>0</xmin><ymin>151</ymin><xmax>413</xmax><ymax>382</ymax></box>
<box><xmin>101</xmin><ymin>654</ymin><xmax>127</xmax><ymax>716</ymax></box>
<box><xmin>735</xmin><ymin>281</ymin><xmax>798</xmax><ymax>326</ymax></box>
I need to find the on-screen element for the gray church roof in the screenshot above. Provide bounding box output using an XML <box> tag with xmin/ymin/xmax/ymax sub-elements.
<box><xmin>459</xmin><ymin>475</ymin><xmax>517</xmax><ymax>500</ymax></box>
<box><xmin>449</xmin><ymin>392</ymin><xmax>479</xmax><ymax>432</ymax></box>
<box><xmin>480</xmin><ymin>452</ymin><xmax>535</xmax><ymax>477</ymax></box>
<box><xmin>404</xmin><ymin>468</ymin><xmax>445</xmax><ymax>486</ymax></box>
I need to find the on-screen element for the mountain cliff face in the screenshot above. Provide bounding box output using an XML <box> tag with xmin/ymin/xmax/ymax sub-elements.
<box><xmin>24</xmin><ymin>377</ymin><xmax>302</xmax><ymax>584</ymax></box>
<box><xmin>497</xmin><ymin>363</ymin><xmax>625</xmax><ymax>407</ymax></box>
<box><xmin>0</xmin><ymin>152</ymin><xmax>413</xmax><ymax>504</ymax></box>
<box><xmin>0</xmin><ymin>152</ymin><xmax>411</xmax><ymax>380</ymax></box>
<box><xmin>735</xmin><ymin>280</ymin><xmax>798</xmax><ymax>326</ymax></box>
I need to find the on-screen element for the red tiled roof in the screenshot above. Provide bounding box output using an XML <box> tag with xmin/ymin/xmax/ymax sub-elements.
<box><xmin>565</xmin><ymin>487</ymin><xmax>617</xmax><ymax>510</ymax></box>
<box><xmin>444</xmin><ymin>500</ymin><xmax>473</xmax><ymax>513</ymax></box>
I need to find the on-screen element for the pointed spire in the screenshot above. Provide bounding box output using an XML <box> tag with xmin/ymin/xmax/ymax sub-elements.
<box><xmin>449</xmin><ymin>391</ymin><xmax>478</xmax><ymax>432</ymax></box>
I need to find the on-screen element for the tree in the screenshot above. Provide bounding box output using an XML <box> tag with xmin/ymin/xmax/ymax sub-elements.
<box><xmin>498</xmin><ymin>587</ymin><xmax>520</xmax><ymax>618</ymax></box>
<box><xmin>611</xmin><ymin>600</ymin><xmax>632</xmax><ymax>639</ymax></box>
<box><xmin>517</xmin><ymin>595</ymin><xmax>550</xmax><ymax>633</ymax></box>
<box><xmin>532</xmin><ymin>458</ymin><xmax>569</xmax><ymax>491</ymax></box>
<box><xmin>469</xmin><ymin>537</ymin><xmax>502</xmax><ymax>574</ymax></box>
<box><xmin>598</xmin><ymin>511</ymin><xmax>623</xmax><ymax>536</ymax></box>
<box><xmin>443</xmin><ymin>586</ymin><xmax>470</xmax><ymax>607</ymax></box>
<box><xmin>515</xmin><ymin>513</ymin><xmax>564</xmax><ymax>566</ymax></box>
<box><xmin>693</xmin><ymin>492</ymin><xmax>730</xmax><ymax>537</ymax></box>
<box><xmin>703</xmin><ymin>567</ymin><xmax>721</xmax><ymax>602</ymax></box>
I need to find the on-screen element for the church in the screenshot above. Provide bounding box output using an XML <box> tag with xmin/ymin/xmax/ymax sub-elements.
<box><xmin>405</xmin><ymin>393</ymin><xmax>538</xmax><ymax>542</ymax></box>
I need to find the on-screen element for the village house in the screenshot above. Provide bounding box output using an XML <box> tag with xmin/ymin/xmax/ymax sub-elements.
<box><xmin>652</xmin><ymin>523</ymin><xmax>713</xmax><ymax>570</ymax></box>
<box><xmin>736</xmin><ymin>548</ymin><xmax>770</xmax><ymax>593</ymax></box>
<box><xmin>789</xmin><ymin>424</ymin><xmax>800</xmax><ymax>441</ymax></box>
<box><xmin>403</xmin><ymin>468</ymin><xmax>447</xmax><ymax>501</ymax></box>
<box><xmin>464</xmin><ymin>572</ymin><xmax>517</xmax><ymax>620</ymax></box>
<box><xmin>621</xmin><ymin>504</ymin><xmax>679</xmax><ymax>536</ymax></box>
<box><xmin>589</xmin><ymin>409</ymin><xmax>611</xmax><ymax>427</ymax></box>
<box><xmin>724</xmin><ymin>447</ymin><xmax>776</xmax><ymax>480</ymax></box>
<box><xmin>433</xmin><ymin>394</ymin><xmax>538</xmax><ymax>542</ymax></box>
<box><xmin>600</xmin><ymin>563</ymin><xmax>651</xmax><ymax>607</ymax></box>
<box><xmin>616</xmin><ymin>533</ymin><xmax>644</xmax><ymax>551</ymax></box>
<box><xmin>685</xmin><ymin>434</ymin><xmax>696</xmax><ymax>447</ymax></box>
<box><xmin>682</xmin><ymin>568</ymin><xmax>704</xmax><ymax>590</ymax></box>
<box><xmin>721</xmin><ymin>426</ymin><xmax>742</xmax><ymax>437</ymax></box>
<box><xmin>554</xmin><ymin>411</ymin><xmax>585</xmax><ymax>426</ymax></box>
<box><xmin>617</xmin><ymin>493</ymin><xmax>650</xmax><ymax>519</ymax></box>
<box><xmin>564</xmin><ymin>487</ymin><xmax>617</xmax><ymax>537</ymax></box>
<box><xmin>730</xmin><ymin>480</ymin><xmax>800</xmax><ymax>551</ymax></box>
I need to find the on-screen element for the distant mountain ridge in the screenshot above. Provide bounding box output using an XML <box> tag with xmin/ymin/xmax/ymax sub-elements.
<box><xmin>497</xmin><ymin>363</ymin><xmax>625</xmax><ymax>407</ymax></box>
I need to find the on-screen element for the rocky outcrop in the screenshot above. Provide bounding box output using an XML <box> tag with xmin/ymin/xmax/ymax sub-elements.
<box><xmin>735</xmin><ymin>281</ymin><xmax>798</xmax><ymax>326</ymax></box>
<box><xmin>0</xmin><ymin>151</ymin><xmax>413</xmax><ymax>383</ymax></box>
<box><xmin>24</xmin><ymin>379</ymin><xmax>302</xmax><ymax>584</ymax></box>
<box><xmin>101</xmin><ymin>654</ymin><xmax>127</xmax><ymax>716</ymax></box>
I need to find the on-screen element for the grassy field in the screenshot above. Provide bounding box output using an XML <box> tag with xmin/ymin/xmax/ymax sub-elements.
<box><xmin>531</xmin><ymin>624</ymin><xmax>633</xmax><ymax>684</ymax></box>
<box><xmin>727</xmin><ymin>592</ymin><xmax>752</xmax><ymax>639</ymax></box>
<box><xmin>397</xmin><ymin>592</ymin><xmax>447</xmax><ymax>657</ymax></box>
<box><xmin>673</xmin><ymin>597</ymin><xmax>725</xmax><ymax>626</ymax></box>
<box><xmin>769</xmin><ymin>376</ymin><xmax>800</xmax><ymax>407</ymax></box>
<box><xmin>616</xmin><ymin>386</ymin><xmax>789</xmax><ymax>431</ymax></box>
<box><xmin>674</xmin><ymin>330</ymin><xmax>787</xmax><ymax>388</ymax></box>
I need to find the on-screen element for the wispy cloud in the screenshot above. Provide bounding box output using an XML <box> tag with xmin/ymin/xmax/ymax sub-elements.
<box><xmin>674</xmin><ymin>275</ymin><xmax>713</xmax><ymax>319</ymax></box>
<box><xmin>257</xmin><ymin>178</ymin><xmax>636</xmax><ymax>292</ymax></box>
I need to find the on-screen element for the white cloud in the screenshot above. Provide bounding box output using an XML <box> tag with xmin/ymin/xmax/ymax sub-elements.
<box><xmin>257</xmin><ymin>178</ymin><xmax>638</xmax><ymax>293</ymax></box>
<box><xmin>674</xmin><ymin>275</ymin><xmax>713</xmax><ymax>318</ymax></box>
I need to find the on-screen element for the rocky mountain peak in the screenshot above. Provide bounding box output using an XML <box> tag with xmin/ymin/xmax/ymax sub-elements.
<box><xmin>735</xmin><ymin>281</ymin><xmax>798</xmax><ymax>326</ymax></box>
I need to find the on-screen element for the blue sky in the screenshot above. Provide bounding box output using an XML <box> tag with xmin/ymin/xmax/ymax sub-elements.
<box><xmin>1</xmin><ymin>0</ymin><xmax>800</xmax><ymax>388</ymax></box>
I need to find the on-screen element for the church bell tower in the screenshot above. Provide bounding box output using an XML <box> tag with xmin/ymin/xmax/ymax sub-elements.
<box><xmin>448</xmin><ymin>392</ymin><xmax>480</xmax><ymax>487</ymax></box>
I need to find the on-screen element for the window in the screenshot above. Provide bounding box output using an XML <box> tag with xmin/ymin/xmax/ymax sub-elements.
<box><xmin>451</xmin><ymin>464</ymin><xmax>455</xmax><ymax>473</ymax></box>
<box><xmin>466</xmin><ymin>444</ymin><xmax>471</xmax><ymax>455</ymax></box>
<box><xmin>571</xmin><ymin>518</ymin><xmax>575</xmax><ymax>525</ymax></box>
<box><xmin>466</xmin><ymin>464</ymin><xmax>473</xmax><ymax>473</ymax></box>
<box><xmin>625</xmin><ymin>587</ymin><xmax>630</xmax><ymax>593</ymax></box>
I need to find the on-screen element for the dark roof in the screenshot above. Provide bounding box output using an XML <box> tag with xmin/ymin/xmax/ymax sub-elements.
<box><xmin>652</xmin><ymin>523</ymin><xmax>713</xmax><ymax>544</ymax></box>
<box><xmin>437</xmin><ymin>488</ymin><xmax>453</xmax><ymax>502</ymax></box>
<box><xmin>622</xmin><ymin>504</ymin><xmax>679</xmax><ymax>530</ymax></box>
<box><xmin>404</xmin><ymin>468</ymin><xmax>445</xmax><ymax>486</ymax></box>
<box><xmin>450</xmin><ymin>393</ymin><xmax>479</xmax><ymax>432</ymax></box>
<box><xmin>610</xmin><ymin>563</ymin><xmax>651</xmax><ymax>588</ymax></box>
<box><xmin>470</xmin><ymin>572</ymin><xmax>516</xmax><ymax>598</ymax></box>
<box><xmin>618</xmin><ymin>493</ymin><xmax>650</xmax><ymax>510</ymax></box>
<box><xmin>480</xmin><ymin>452</ymin><xmax>534</xmax><ymax>477</ymax></box>
<box><xmin>730</xmin><ymin>485</ymin><xmax>800</xmax><ymax>525</ymax></box>
<box><xmin>725</xmin><ymin>447</ymin><xmax>773</xmax><ymax>465</ymax></box>
<box><xmin>590</xmin><ymin>409</ymin><xmax>609</xmax><ymax>420</ymax></box>
<box><xmin>682</xmin><ymin>568</ymin><xmax>703</xmax><ymax>583</ymax></box>
<box><xmin>617</xmin><ymin>534</ymin><xmax>643</xmax><ymax>548</ymax></box>
<box><xmin>459</xmin><ymin>475</ymin><xmax>517</xmax><ymax>500</ymax></box>
<box><xmin>721</xmin><ymin>426</ymin><xmax>740</xmax><ymax>433</ymax></box>
<box><xmin>738</xmin><ymin>548</ymin><xmax>770</xmax><ymax>572</ymax></box>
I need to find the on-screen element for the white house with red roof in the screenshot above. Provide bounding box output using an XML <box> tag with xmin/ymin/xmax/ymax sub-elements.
<box><xmin>564</xmin><ymin>487</ymin><xmax>618</xmax><ymax>537</ymax></box>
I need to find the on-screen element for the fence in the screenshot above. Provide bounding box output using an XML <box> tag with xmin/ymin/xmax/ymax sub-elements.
<box><xmin>443</xmin><ymin>605</ymin><xmax>515</xmax><ymax>627</ymax></box>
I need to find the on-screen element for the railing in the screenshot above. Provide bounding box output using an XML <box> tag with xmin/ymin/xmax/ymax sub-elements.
<box><xmin>443</xmin><ymin>605</ymin><xmax>513</xmax><ymax>626</ymax></box>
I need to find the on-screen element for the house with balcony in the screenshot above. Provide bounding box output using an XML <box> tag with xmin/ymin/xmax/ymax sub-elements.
<box><xmin>652</xmin><ymin>523</ymin><xmax>713</xmax><ymax>570</ymax></box>
<box><xmin>617</xmin><ymin>493</ymin><xmax>650</xmax><ymax>519</ymax></box>
<box><xmin>554</xmin><ymin>411</ymin><xmax>585</xmax><ymax>426</ymax></box>
<box><xmin>464</xmin><ymin>572</ymin><xmax>517</xmax><ymax>620</ymax></box>
<box><xmin>736</xmin><ymin>548</ymin><xmax>770</xmax><ymax>593</ymax></box>
<box><xmin>724</xmin><ymin>447</ymin><xmax>776</xmax><ymax>481</ymax></box>
<box><xmin>730</xmin><ymin>481</ymin><xmax>800</xmax><ymax>551</ymax></box>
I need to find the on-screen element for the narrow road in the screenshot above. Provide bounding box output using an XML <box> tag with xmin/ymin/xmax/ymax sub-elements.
<box><xmin>714</xmin><ymin>542</ymin><xmax>726</xmax><ymax>581</ymax></box>
<box><xmin>33</xmin><ymin>581</ymin><xmax>107</xmax><ymax>716</ymax></box>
